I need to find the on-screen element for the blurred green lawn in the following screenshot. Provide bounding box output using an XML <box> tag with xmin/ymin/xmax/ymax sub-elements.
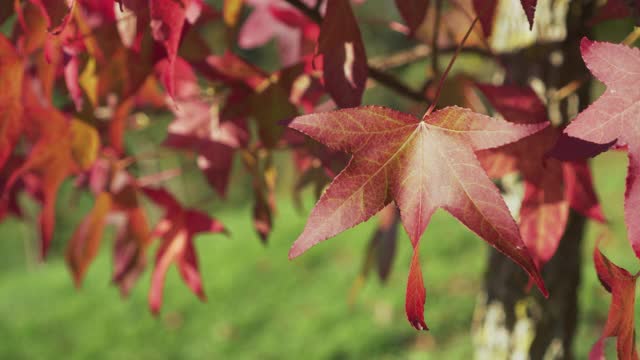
<box><xmin>0</xmin><ymin>151</ymin><xmax>637</xmax><ymax>359</ymax></box>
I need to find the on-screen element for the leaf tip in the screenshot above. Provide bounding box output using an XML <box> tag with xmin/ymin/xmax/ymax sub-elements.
<box><xmin>410</xmin><ymin>319</ymin><xmax>429</xmax><ymax>331</ymax></box>
<box><xmin>529</xmin><ymin>267</ymin><xmax>549</xmax><ymax>298</ymax></box>
<box><xmin>288</xmin><ymin>245</ymin><xmax>303</xmax><ymax>260</ymax></box>
<box><xmin>580</xmin><ymin>37</ymin><xmax>594</xmax><ymax>55</ymax></box>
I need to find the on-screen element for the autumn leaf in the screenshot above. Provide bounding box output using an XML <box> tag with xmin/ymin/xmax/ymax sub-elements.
<box><xmin>472</xmin><ymin>0</ymin><xmax>497</xmax><ymax>37</ymax></box>
<box><xmin>109</xmin><ymin>173</ymin><xmax>153</xmax><ymax>297</ymax></box>
<box><xmin>161</xmin><ymin>57</ymin><xmax>247</xmax><ymax>196</ymax></box>
<box><xmin>4</xmin><ymin>85</ymin><xmax>99</xmax><ymax>256</ymax></box>
<box><xmin>590</xmin><ymin>246</ymin><xmax>639</xmax><ymax>360</ymax></box>
<box><xmin>239</xmin><ymin>0</ymin><xmax>318</xmax><ymax>66</ymax></box>
<box><xmin>590</xmin><ymin>0</ymin><xmax>640</xmax><ymax>25</ymax></box>
<box><xmin>361</xmin><ymin>205</ymin><xmax>400</xmax><ymax>282</ymax></box>
<box><xmin>394</xmin><ymin>0</ymin><xmax>429</xmax><ymax>35</ymax></box>
<box><xmin>29</xmin><ymin>0</ymin><xmax>77</xmax><ymax>34</ymax></box>
<box><xmin>318</xmin><ymin>0</ymin><xmax>368</xmax><ymax>108</ymax></box>
<box><xmin>476</xmin><ymin>84</ymin><xmax>605</xmax><ymax>267</ymax></box>
<box><xmin>0</xmin><ymin>34</ymin><xmax>24</xmax><ymax>170</ymax></box>
<box><xmin>558</xmin><ymin>38</ymin><xmax>640</xmax><ymax>259</ymax></box>
<box><xmin>66</xmin><ymin>192</ymin><xmax>112</xmax><ymax>287</ymax></box>
<box><xmin>150</xmin><ymin>0</ymin><xmax>203</xmax><ymax>97</ymax></box>
<box><xmin>143</xmin><ymin>187</ymin><xmax>226</xmax><ymax>315</ymax></box>
<box><xmin>520</xmin><ymin>0</ymin><xmax>537</xmax><ymax>29</ymax></box>
<box><xmin>0</xmin><ymin>156</ymin><xmax>26</xmax><ymax>222</ymax></box>
<box><xmin>288</xmin><ymin>105</ymin><xmax>548</xmax><ymax>329</ymax></box>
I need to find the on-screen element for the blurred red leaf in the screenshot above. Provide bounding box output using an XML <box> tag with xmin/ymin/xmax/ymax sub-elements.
<box><xmin>472</xmin><ymin>0</ymin><xmax>497</xmax><ymax>37</ymax></box>
<box><xmin>394</xmin><ymin>0</ymin><xmax>428</xmax><ymax>35</ymax></box>
<box><xmin>143</xmin><ymin>187</ymin><xmax>226</xmax><ymax>315</ymax></box>
<box><xmin>318</xmin><ymin>0</ymin><xmax>367</xmax><ymax>108</ymax></box>
<box><xmin>590</xmin><ymin>247</ymin><xmax>639</xmax><ymax>360</ymax></box>
<box><xmin>476</xmin><ymin>84</ymin><xmax>605</xmax><ymax>267</ymax></box>
<box><xmin>66</xmin><ymin>192</ymin><xmax>112</xmax><ymax>286</ymax></box>
<box><xmin>150</xmin><ymin>0</ymin><xmax>202</xmax><ymax>97</ymax></box>
<box><xmin>0</xmin><ymin>34</ymin><xmax>24</xmax><ymax>170</ymax></box>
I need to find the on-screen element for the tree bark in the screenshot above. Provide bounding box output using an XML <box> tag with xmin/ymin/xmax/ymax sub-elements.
<box><xmin>472</xmin><ymin>2</ymin><xmax>594</xmax><ymax>359</ymax></box>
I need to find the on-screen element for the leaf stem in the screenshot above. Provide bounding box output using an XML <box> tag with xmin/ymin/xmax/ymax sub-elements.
<box><xmin>423</xmin><ymin>14</ymin><xmax>480</xmax><ymax>118</ymax></box>
<box><xmin>431</xmin><ymin>0</ymin><xmax>443</xmax><ymax>78</ymax></box>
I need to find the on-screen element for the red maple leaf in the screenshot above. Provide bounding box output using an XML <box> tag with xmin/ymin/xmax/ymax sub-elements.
<box><xmin>558</xmin><ymin>38</ymin><xmax>640</xmax><ymax>259</ymax></box>
<box><xmin>66</xmin><ymin>192</ymin><xmax>112</xmax><ymax>286</ymax></box>
<box><xmin>239</xmin><ymin>0</ymin><xmax>318</xmax><ymax>66</ymax></box>
<box><xmin>288</xmin><ymin>105</ymin><xmax>548</xmax><ymax>330</ymax></box>
<box><xmin>0</xmin><ymin>34</ymin><xmax>24</xmax><ymax>170</ymax></box>
<box><xmin>590</xmin><ymin>245</ymin><xmax>639</xmax><ymax>360</ymax></box>
<box><xmin>160</xmin><ymin>57</ymin><xmax>247</xmax><ymax>196</ymax></box>
<box><xmin>66</xmin><ymin>158</ymin><xmax>153</xmax><ymax>295</ymax></box>
<box><xmin>149</xmin><ymin>0</ymin><xmax>204</xmax><ymax>97</ymax></box>
<box><xmin>476</xmin><ymin>84</ymin><xmax>605</xmax><ymax>267</ymax></box>
<box><xmin>143</xmin><ymin>187</ymin><xmax>226</xmax><ymax>315</ymax></box>
<box><xmin>4</xmin><ymin>84</ymin><xmax>99</xmax><ymax>256</ymax></box>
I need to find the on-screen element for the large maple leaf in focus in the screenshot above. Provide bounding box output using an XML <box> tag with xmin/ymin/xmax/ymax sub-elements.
<box><xmin>476</xmin><ymin>84</ymin><xmax>605</xmax><ymax>267</ymax></box>
<box><xmin>288</xmin><ymin>105</ymin><xmax>548</xmax><ymax>330</ymax></box>
<box><xmin>590</xmin><ymin>246</ymin><xmax>639</xmax><ymax>360</ymax></box>
<box><xmin>558</xmin><ymin>38</ymin><xmax>640</xmax><ymax>259</ymax></box>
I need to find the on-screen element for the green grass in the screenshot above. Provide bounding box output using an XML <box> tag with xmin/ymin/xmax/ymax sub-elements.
<box><xmin>0</xmin><ymin>151</ymin><xmax>637</xmax><ymax>359</ymax></box>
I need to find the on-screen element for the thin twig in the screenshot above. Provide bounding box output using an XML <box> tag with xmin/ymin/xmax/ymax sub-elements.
<box><xmin>369</xmin><ymin>44</ymin><xmax>493</xmax><ymax>70</ymax></box>
<box><xmin>369</xmin><ymin>45</ymin><xmax>431</xmax><ymax>69</ymax></box>
<box><xmin>448</xmin><ymin>0</ymin><xmax>503</xmax><ymax>68</ymax></box>
<box><xmin>431</xmin><ymin>0</ymin><xmax>443</xmax><ymax>78</ymax></box>
<box><xmin>423</xmin><ymin>15</ymin><xmax>480</xmax><ymax>117</ymax></box>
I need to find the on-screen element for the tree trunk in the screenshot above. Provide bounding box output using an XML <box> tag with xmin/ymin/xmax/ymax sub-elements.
<box><xmin>472</xmin><ymin>2</ymin><xmax>594</xmax><ymax>359</ymax></box>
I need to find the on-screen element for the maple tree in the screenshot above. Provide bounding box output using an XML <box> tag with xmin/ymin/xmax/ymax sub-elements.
<box><xmin>1</xmin><ymin>0</ymin><xmax>640</xmax><ymax>358</ymax></box>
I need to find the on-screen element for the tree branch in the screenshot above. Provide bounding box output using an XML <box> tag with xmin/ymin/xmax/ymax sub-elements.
<box><xmin>369</xmin><ymin>44</ymin><xmax>493</xmax><ymax>70</ymax></box>
<box><xmin>284</xmin><ymin>0</ymin><xmax>428</xmax><ymax>102</ymax></box>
